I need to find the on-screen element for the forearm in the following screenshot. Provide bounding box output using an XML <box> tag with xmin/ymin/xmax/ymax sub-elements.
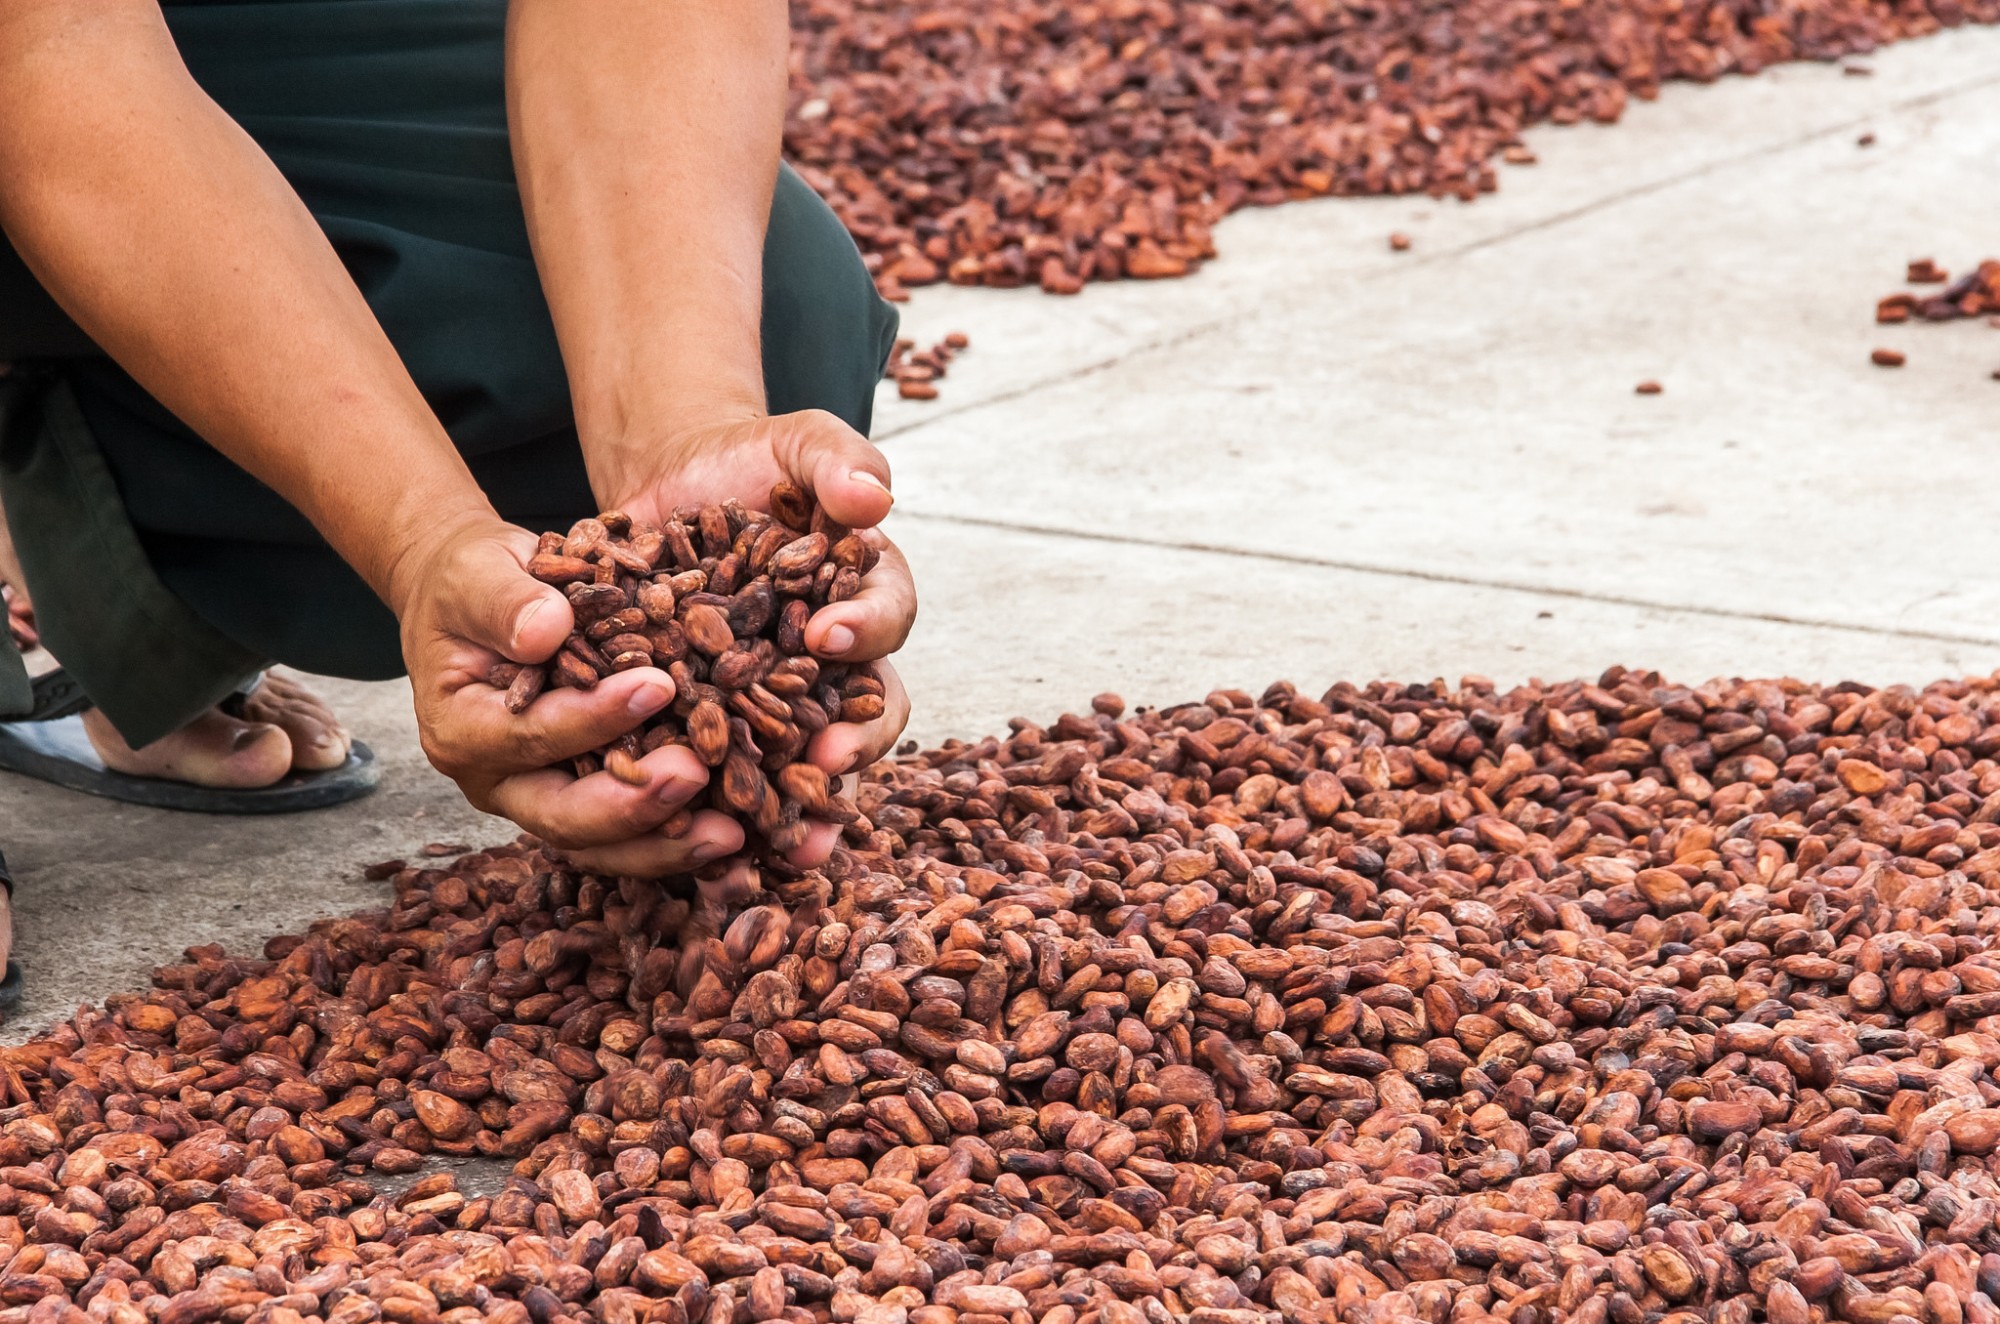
<box><xmin>506</xmin><ymin>0</ymin><xmax>787</xmax><ymax>496</ymax></box>
<box><xmin>0</xmin><ymin>3</ymin><xmax>494</xmax><ymax>614</ymax></box>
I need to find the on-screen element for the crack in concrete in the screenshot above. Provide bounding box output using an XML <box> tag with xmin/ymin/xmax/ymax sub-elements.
<box><xmin>874</xmin><ymin>58</ymin><xmax>2000</xmax><ymax>445</ymax></box>
<box><xmin>896</xmin><ymin>509</ymin><xmax>2000</xmax><ymax>649</ymax></box>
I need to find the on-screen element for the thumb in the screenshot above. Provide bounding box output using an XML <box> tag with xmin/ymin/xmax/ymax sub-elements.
<box><xmin>773</xmin><ymin>410</ymin><xmax>895</xmax><ymax>530</ymax></box>
<box><xmin>452</xmin><ymin>538</ymin><xmax>574</xmax><ymax>662</ymax></box>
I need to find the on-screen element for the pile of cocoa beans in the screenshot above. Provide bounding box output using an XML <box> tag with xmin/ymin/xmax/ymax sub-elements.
<box><xmin>19</xmin><ymin>668</ymin><xmax>2000</xmax><ymax>1324</ymax></box>
<box><xmin>786</xmin><ymin>0</ymin><xmax>2000</xmax><ymax>297</ymax></box>
<box><xmin>1878</xmin><ymin>260</ymin><xmax>2000</xmax><ymax>324</ymax></box>
<box><xmin>496</xmin><ymin>484</ymin><xmax>885</xmax><ymax>860</ymax></box>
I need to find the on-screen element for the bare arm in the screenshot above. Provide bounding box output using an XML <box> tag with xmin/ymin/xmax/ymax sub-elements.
<box><xmin>505</xmin><ymin>5</ymin><xmax>917</xmax><ymax>878</ymax></box>
<box><xmin>506</xmin><ymin>0</ymin><xmax>786</xmax><ymax>497</ymax></box>
<box><xmin>0</xmin><ymin>2</ymin><xmax>721</xmax><ymax>866</ymax></box>
<box><xmin>0</xmin><ymin>1</ymin><xmax>486</xmax><ymax>611</ymax></box>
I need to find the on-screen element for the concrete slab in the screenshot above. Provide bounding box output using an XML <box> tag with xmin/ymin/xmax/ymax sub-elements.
<box><xmin>0</xmin><ymin>673</ymin><xmax>495</xmax><ymax>1040</ymax></box>
<box><xmin>877</xmin><ymin>24</ymin><xmax>2000</xmax><ymax>647</ymax></box>
<box><xmin>9</xmin><ymin>25</ymin><xmax>2000</xmax><ymax>1038</ymax></box>
<box><xmin>885</xmin><ymin>518</ymin><xmax>2000</xmax><ymax>745</ymax></box>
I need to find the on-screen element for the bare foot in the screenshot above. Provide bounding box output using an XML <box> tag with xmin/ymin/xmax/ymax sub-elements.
<box><xmin>82</xmin><ymin>672</ymin><xmax>352</xmax><ymax>787</ymax></box>
<box><xmin>2</xmin><ymin>501</ymin><xmax>351</xmax><ymax>787</ymax></box>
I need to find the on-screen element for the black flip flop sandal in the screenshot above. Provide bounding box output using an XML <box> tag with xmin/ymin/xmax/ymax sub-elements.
<box><xmin>0</xmin><ymin>852</ymin><xmax>21</xmax><ymax>1017</ymax></box>
<box><xmin>0</xmin><ymin>669</ymin><xmax>378</xmax><ymax>813</ymax></box>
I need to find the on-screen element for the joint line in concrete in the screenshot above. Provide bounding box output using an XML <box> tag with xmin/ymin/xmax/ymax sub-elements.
<box><xmin>897</xmin><ymin>509</ymin><xmax>2000</xmax><ymax>650</ymax></box>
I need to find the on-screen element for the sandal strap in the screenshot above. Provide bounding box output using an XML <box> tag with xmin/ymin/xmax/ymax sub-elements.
<box><xmin>26</xmin><ymin>669</ymin><xmax>92</xmax><ymax>723</ymax></box>
<box><xmin>216</xmin><ymin>671</ymin><xmax>268</xmax><ymax>720</ymax></box>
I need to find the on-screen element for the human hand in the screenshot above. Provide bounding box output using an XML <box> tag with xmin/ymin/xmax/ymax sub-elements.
<box><xmin>0</xmin><ymin>510</ymin><xmax>37</xmax><ymax>652</ymax></box>
<box><xmin>389</xmin><ymin>515</ymin><xmax>747</xmax><ymax>875</ymax></box>
<box><xmin>590</xmin><ymin>408</ymin><xmax>916</xmax><ymax>866</ymax></box>
<box><xmin>2</xmin><ymin>585</ymin><xmax>33</xmax><ymax>654</ymax></box>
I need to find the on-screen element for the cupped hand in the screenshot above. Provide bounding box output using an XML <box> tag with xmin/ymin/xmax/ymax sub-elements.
<box><xmin>390</xmin><ymin>515</ymin><xmax>746</xmax><ymax>875</ymax></box>
<box><xmin>593</xmin><ymin>408</ymin><xmax>917</xmax><ymax>866</ymax></box>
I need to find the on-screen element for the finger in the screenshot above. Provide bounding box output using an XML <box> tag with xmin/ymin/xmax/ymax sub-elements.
<box><xmin>482</xmin><ymin>744</ymin><xmax>711</xmax><ymax>848</ymax></box>
<box><xmin>695</xmin><ymin>857</ymin><xmax>766</xmax><ymax>908</ymax></box>
<box><xmin>434</xmin><ymin>666</ymin><xmax>675</xmax><ymax>776</ymax></box>
<box><xmin>562</xmin><ymin>809</ymin><xmax>746</xmax><ymax>878</ymax></box>
<box><xmin>3</xmin><ymin>587</ymin><xmax>36</xmax><ymax>651</ymax></box>
<box><xmin>771</xmin><ymin>410</ymin><xmax>895</xmax><ymax>530</ymax></box>
<box><xmin>806</xmin><ymin>533</ymin><xmax>915</xmax><ymax>662</ymax></box>
<box><xmin>435</xmin><ymin>530</ymin><xmax>574</xmax><ymax>662</ymax></box>
<box><xmin>808</xmin><ymin>660</ymin><xmax>910</xmax><ymax>776</ymax></box>
<box><xmin>782</xmin><ymin>817</ymin><xmax>846</xmax><ymax>871</ymax></box>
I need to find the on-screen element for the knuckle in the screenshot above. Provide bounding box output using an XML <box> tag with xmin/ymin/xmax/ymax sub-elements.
<box><xmin>419</xmin><ymin>735</ymin><xmax>466</xmax><ymax>780</ymax></box>
<box><xmin>616</xmin><ymin>800</ymin><xmax>666</xmax><ymax>838</ymax></box>
<box><xmin>516</xmin><ymin>727</ymin><xmax>568</xmax><ymax>768</ymax></box>
<box><xmin>536</xmin><ymin>823</ymin><xmax>587</xmax><ymax>851</ymax></box>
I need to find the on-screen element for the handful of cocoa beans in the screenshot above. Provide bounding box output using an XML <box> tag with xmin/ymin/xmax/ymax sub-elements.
<box><xmin>488</xmin><ymin>482</ymin><xmax>882</xmax><ymax>857</ymax></box>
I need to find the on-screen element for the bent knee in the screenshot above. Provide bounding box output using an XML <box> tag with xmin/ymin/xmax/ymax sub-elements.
<box><xmin>761</xmin><ymin>166</ymin><xmax>899</xmax><ymax>432</ymax></box>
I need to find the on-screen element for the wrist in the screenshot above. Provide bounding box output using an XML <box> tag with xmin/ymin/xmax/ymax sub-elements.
<box><xmin>377</xmin><ymin>498</ymin><xmax>509</xmax><ymax>623</ymax></box>
<box><xmin>579</xmin><ymin>386</ymin><xmax>765</xmax><ymax>507</ymax></box>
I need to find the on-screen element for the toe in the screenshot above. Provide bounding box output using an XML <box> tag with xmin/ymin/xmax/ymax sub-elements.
<box><xmin>267</xmin><ymin>702</ymin><xmax>351</xmax><ymax>772</ymax></box>
<box><xmin>242</xmin><ymin>675</ymin><xmax>350</xmax><ymax>772</ymax></box>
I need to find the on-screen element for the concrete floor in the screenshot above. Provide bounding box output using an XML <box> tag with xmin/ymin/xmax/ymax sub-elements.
<box><xmin>5</xmin><ymin>26</ymin><xmax>2000</xmax><ymax>1036</ymax></box>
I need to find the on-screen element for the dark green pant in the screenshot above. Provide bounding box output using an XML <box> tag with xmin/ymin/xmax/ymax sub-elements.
<box><xmin>0</xmin><ymin>0</ymin><xmax>898</xmax><ymax>747</ymax></box>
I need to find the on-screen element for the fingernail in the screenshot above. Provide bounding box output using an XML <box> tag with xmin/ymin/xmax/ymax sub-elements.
<box><xmin>850</xmin><ymin>470</ymin><xmax>894</xmax><ymax>502</ymax></box>
<box><xmin>629</xmin><ymin>683</ymin><xmax>672</xmax><ymax>717</ymax></box>
<box><xmin>658</xmin><ymin>774</ymin><xmax>694</xmax><ymax>803</ymax></box>
<box><xmin>512</xmin><ymin>596</ymin><xmax>551</xmax><ymax>648</ymax></box>
<box><xmin>692</xmin><ymin>840</ymin><xmax>733</xmax><ymax>864</ymax></box>
<box><xmin>822</xmin><ymin>625</ymin><xmax>856</xmax><ymax>657</ymax></box>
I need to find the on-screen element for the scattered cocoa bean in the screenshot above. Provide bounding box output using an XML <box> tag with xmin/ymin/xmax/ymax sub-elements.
<box><xmin>887</xmin><ymin>334</ymin><xmax>970</xmax><ymax>402</ymax></box>
<box><xmin>1875</xmin><ymin>260</ymin><xmax>2000</xmax><ymax>389</ymax></box>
